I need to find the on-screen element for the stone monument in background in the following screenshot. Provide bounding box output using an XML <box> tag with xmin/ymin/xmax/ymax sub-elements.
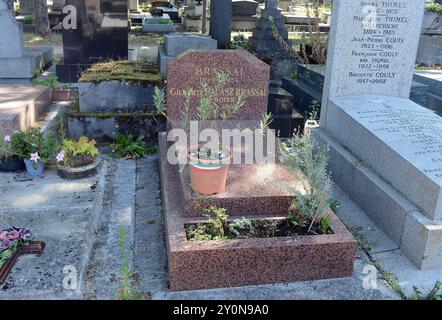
<box><xmin>158</xmin><ymin>33</ymin><xmax>217</xmax><ymax>78</ymax></box>
<box><xmin>129</xmin><ymin>0</ymin><xmax>140</xmax><ymax>12</ymax></box>
<box><xmin>19</xmin><ymin>0</ymin><xmax>34</xmax><ymax>15</ymax></box>
<box><xmin>249</xmin><ymin>0</ymin><xmax>289</xmax><ymax>60</ymax></box>
<box><xmin>56</xmin><ymin>0</ymin><xmax>129</xmax><ymax>83</ymax></box>
<box><xmin>231</xmin><ymin>0</ymin><xmax>259</xmax><ymax>31</ymax></box>
<box><xmin>209</xmin><ymin>0</ymin><xmax>232</xmax><ymax>49</ymax></box>
<box><xmin>313</xmin><ymin>0</ymin><xmax>442</xmax><ymax>270</ymax></box>
<box><xmin>0</xmin><ymin>0</ymin><xmax>53</xmax><ymax>81</ymax></box>
<box><xmin>416</xmin><ymin>6</ymin><xmax>442</xmax><ymax>66</ymax></box>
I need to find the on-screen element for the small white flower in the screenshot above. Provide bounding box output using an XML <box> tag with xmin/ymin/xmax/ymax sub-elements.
<box><xmin>56</xmin><ymin>150</ymin><xmax>65</xmax><ymax>163</ymax></box>
<box><xmin>30</xmin><ymin>152</ymin><xmax>40</xmax><ymax>163</ymax></box>
<box><xmin>4</xmin><ymin>135</ymin><xmax>10</xmax><ymax>143</ymax></box>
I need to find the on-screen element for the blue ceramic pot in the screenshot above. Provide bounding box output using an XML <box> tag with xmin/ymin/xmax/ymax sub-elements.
<box><xmin>24</xmin><ymin>160</ymin><xmax>45</xmax><ymax>176</ymax></box>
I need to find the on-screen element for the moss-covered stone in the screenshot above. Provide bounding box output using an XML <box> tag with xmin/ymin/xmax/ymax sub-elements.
<box><xmin>68</xmin><ymin>110</ymin><xmax>165</xmax><ymax>119</ymax></box>
<box><xmin>67</xmin><ymin>111</ymin><xmax>166</xmax><ymax>143</ymax></box>
<box><xmin>79</xmin><ymin>61</ymin><xmax>163</xmax><ymax>85</ymax></box>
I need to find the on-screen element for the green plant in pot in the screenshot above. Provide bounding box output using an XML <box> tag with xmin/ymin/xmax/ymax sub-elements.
<box><xmin>56</xmin><ymin>136</ymin><xmax>100</xmax><ymax>180</ymax></box>
<box><xmin>10</xmin><ymin>128</ymin><xmax>57</xmax><ymax>176</ymax></box>
<box><xmin>174</xmin><ymin>71</ymin><xmax>246</xmax><ymax>195</ymax></box>
<box><xmin>0</xmin><ymin>132</ymin><xmax>24</xmax><ymax>172</ymax></box>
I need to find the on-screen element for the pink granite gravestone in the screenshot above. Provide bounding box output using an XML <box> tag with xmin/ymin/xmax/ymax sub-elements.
<box><xmin>167</xmin><ymin>50</ymin><xmax>270</xmax><ymax>124</ymax></box>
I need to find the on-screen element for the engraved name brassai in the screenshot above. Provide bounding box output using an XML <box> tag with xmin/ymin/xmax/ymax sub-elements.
<box><xmin>169</xmin><ymin>67</ymin><xmax>267</xmax><ymax>99</ymax></box>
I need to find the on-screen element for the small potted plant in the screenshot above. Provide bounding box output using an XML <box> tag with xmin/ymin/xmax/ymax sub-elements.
<box><xmin>0</xmin><ymin>132</ymin><xmax>24</xmax><ymax>172</ymax></box>
<box><xmin>10</xmin><ymin>128</ymin><xmax>57</xmax><ymax>176</ymax></box>
<box><xmin>154</xmin><ymin>70</ymin><xmax>247</xmax><ymax>195</ymax></box>
<box><xmin>182</xmin><ymin>90</ymin><xmax>245</xmax><ymax>195</ymax></box>
<box><xmin>56</xmin><ymin>136</ymin><xmax>100</xmax><ymax>180</ymax></box>
<box><xmin>32</xmin><ymin>75</ymin><xmax>72</xmax><ymax>102</ymax></box>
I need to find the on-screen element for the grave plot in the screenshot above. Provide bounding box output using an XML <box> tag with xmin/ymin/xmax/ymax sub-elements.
<box><xmin>159</xmin><ymin>134</ymin><xmax>356</xmax><ymax>291</ymax></box>
<box><xmin>159</xmin><ymin>49</ymin><xmax>356</xmax><ymax>291</ymax></box>
<box><xmin>313</xmin><ymin>0</ymin><xmax>442</xmax><ymax>270</ymax></box>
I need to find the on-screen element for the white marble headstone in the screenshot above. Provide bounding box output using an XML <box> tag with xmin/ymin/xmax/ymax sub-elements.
<box><xmin>0</xmin><ymin>0</ymin><xmax>24</xmax><ymax>59</ymax></box>
<box><xmin>321</xmin><ymin>0</ymin><xmax>426</xmax><ymax>127</ymax></box>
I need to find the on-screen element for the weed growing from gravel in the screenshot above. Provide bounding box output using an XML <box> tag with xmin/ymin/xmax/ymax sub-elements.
<box><xmin>111</xmin><ymin>135</ymin><xmax>156</xmax><ymax>159</ymax></box>
<box><xmin>116</xmin><ymin>227</ymin><xmax>146</xmax><ymax>300</ymax></box>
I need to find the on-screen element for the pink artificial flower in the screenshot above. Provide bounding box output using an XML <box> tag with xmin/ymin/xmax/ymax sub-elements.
<box><xmin>0</xmin><ymin>231</ymin><xmax>8</xmax><ymax>241</ymax></box>
<box><xmin>56</xmin><ymin>150</ymin><xmax>65</xmax><ymax>163</ymax></box>
<box><xmin>0</xmin><ymin>239</ymin><xmax>11</xmax><ymax>250</ymax></box>
<box><xmin>4</xmin><ymin>135</ymin><xmax>10</xmax><ymax>143</ymax></box>
<box><xmin>30</xmin><ymin>152</ymin><xmax>40</xmax><ymax>163</ymax></box>
<box><xmin>6</xmin><ymin>230</ymin><xmax>19</xmax><ymax>240</ymax></box>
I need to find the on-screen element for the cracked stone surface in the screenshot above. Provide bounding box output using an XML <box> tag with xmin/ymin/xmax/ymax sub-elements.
<box><xmin>0</xmin><ymin>164</ymin><xmax>104</xmax><ymax>299</ymax></box>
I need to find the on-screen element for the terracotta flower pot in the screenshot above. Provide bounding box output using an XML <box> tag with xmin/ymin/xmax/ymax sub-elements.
<box><xmin>52</xmin><ymin>89</ymin><xmax>71</xmax><ymax>102</ymax></box>
<box><xmin>188</xmin><ymin>147</ymin><xmax>231</xmax><ymax>195</ymax></box>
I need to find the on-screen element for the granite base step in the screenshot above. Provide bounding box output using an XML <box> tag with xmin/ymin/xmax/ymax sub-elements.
<box><xmin>0</xmin><ymin>46</ymin><xmax>53</xmax><ymax>81</ymax></box>
<box><xmin>0</xmin><ymin>85</ymin><xmax>51</xmax><ymax>135</ymax></box>
<box><xmin>282</xmin><ymin>76</ymin><xmax>322</xmax><ymax>117</ymax></box>
<box><xmin>413</xmin><ymin>71</ymin><xmax>442</xmax><ymax>95</ymax></box>
<box><xmin>426</xmin><ymin>92</ymin><xmax>442</xmax><ymax>115</ymax></box>
<box><xmin>312</xmin><ymin>128</ymin><xmax>442</xmax><ymax>270</ymax></box>
<box><xmin>270</xmin><ymin>109</ymin><xmax>305</xmax><ymax>138</ymax></box>
<box><xmin>180</xmin><ymin>158</ymin><xmax>302</xmax><ymax>217</ymax></box>
<box><xmin>268</xmin><ymin>86</ymin><xmax>294</xmax><ymax>114</ymax></box>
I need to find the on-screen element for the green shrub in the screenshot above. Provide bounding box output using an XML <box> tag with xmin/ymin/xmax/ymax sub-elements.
<box><xmin>281</xmin><ymin>132</ymin><xmax>332</xmax><ymax>234</ymax></box>
<box><xmin>116</xmin><ymin>227</ymin><xmax>146</xmax><ymax>300</ymax></box>
<box><xmin>23</xmin><ymin>15</ymin><xmax>34</xmax><ymax>24</ymax></box>
<box><xmin>153</xmin><ymin>86</ymin><xmax>166</xmax><ymax>114</ymax></box>
<box><xmin>32</xmin><ymin>75</ymin><xmax>67</xmax><ymax>89</ymax></box>
<box><xmin>187</xmin><ymin>206</ymin><xmax>229</xmax><ymax>241</ymax></box>
<box><xmin>10</xmin><ymin>128</ymin><xmax>57</xmax><ymax>163</ymax></box>
<box><xmin>229</xmin><ymin>217</ymin><xmax>255</xmax><ymax>237</ymax></box>
<box><xmin>60</xmin><ymin>136</ymin><xmax>99</xmax><ymax>166</ymax></box>
<box><xmin>111</xmin><ymin>135</ymin><xmax>156</xmax><ymax>159</ymax></box>
<box><xmin>425</xmin><ymin>3</ymin><xmax>442</xmax><ymax>14</ymax></box>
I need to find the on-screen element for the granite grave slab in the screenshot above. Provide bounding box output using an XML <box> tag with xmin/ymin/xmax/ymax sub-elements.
<box><xmin>326</xmin><ymin>95</ymin><xmax>442</xmax><ymax>220</ymax></box>
<box><xmin>167</xmin><ymin>50</ymin><xmax>270</xmax><ymax>124</ymax></box>
<box><xmin>158</xmin><ymin>33</ymin><xmax>217</xmax><ymax>78</ymax></box>
<box><xmin>56</xmin><ymin>0</ymin><xmax>128</xmax><ymax>83</ymax></box>
<box><xmin>313</xmin><ymin>0</ymin><xmax>442</xmax><ymax>269</ymax></box>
